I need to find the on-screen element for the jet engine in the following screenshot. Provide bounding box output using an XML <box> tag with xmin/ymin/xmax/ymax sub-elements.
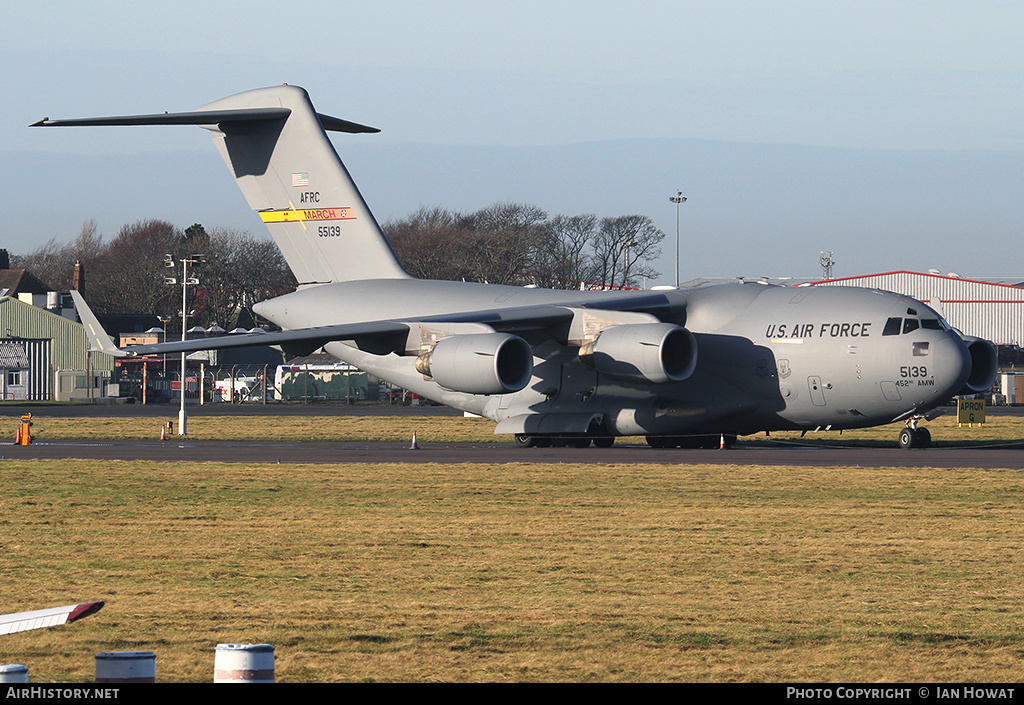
<box><xmin>957</xmin><ymin>335</ymin><xmax>998</xmax><ymax>395</ymax></box>
<box><xmin>415</xmin><ymin>332</ymin><xmax>533</xmax><ymax>395</ymax></box>
<box><xmin>578</xmin><ymin>322</ymin><xmax>697</xmax><ymax>384</ymax></box>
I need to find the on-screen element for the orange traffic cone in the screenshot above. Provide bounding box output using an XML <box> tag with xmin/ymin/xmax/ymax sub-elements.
<box><xmin>719</xmin><ymin>433</ymin><xmax>725</xmax><ymax>449</ymax></box>
<box><xmin>409</xmin><ymin>432</ymin><xmax>420</xmax><ymax>450</ymax></box>
<box><xmin>160</xmin><ymin>424</ymin><xmax>167</xmax><ymax>441</ymax></box>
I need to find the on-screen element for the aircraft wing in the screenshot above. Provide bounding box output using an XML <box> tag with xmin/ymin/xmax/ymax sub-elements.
<box><xmin>0</xmin><ymin>601</ymin><xmax>104</xmax><ymax>635</ymax></box>
<box><xmin>117</xmin><ymin>321</ymin><xmax>411</xmax><ymax>357</ymax></box>
<box><xmin>73</xmin><ymin>288</ymin><xmax>683</xmax><ymax>358</ymax></box>
<box><xmin>70</xmin><ymin>288</ymin><xmax>408</xmax><ymax>358</ymax></box>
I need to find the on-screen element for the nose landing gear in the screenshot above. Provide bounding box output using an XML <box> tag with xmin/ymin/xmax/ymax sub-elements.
<box><xmin>898</xmin><ymin>417</ymin><xmax>931</xmax><ymax>449</ymax></box>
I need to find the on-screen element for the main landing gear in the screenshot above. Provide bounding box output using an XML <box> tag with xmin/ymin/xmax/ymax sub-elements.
<box><xmin>513</xmin><ymin>433</ymin><xmax>615</xmax><ymax>448</ymax></box>
<box><xmin>898</xmin><ymin>417</ymin><xmax>931</xmax><ymax>449</ymax></box>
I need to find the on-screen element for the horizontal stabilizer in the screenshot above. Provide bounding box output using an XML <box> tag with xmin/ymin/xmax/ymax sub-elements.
<box><xmin>31</xmin><ymin>108</ymin><xmax>379</xmax><ymax>134</ymax></box>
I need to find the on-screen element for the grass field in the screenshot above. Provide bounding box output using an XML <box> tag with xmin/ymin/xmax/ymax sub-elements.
<box><xmin>3</xmin><ymin>455</ymin><xmax>1024</xmax><ymax>682</ymax></box>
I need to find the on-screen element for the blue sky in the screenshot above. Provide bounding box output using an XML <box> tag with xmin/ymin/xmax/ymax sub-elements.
<box><xmin>10</xmin><ymin>1</ymin><xmax>1024</xmax><ymax>149</ymax></box>
<box><xmin>4</xmin><ymin>1</ymin><xmax>1024</xmax><ymax>281</ymax></box>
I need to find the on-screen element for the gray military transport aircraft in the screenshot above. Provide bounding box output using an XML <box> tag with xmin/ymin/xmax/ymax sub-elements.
<box><xmin>35</xmin><ymin>85</ymin><xmax>997</xmax><ymax>449</ymax></box>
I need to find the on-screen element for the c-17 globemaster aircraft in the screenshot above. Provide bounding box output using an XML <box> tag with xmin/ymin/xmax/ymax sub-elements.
<box><xmin>37</xmin><ymin>85</ymin><xmax>997</xmax><ymax>449</ymax></box>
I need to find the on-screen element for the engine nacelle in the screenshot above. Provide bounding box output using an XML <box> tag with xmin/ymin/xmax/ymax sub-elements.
<box><xmin>957</xmin><ymin>335</ymin><xmax>998</xmax><ymax>395</ymax></box>
<box><xmin>415</xmin><ymin>332</ymin><xmax>533</xmax><ymax>395</ymax></box>
<box><xmin>579</xmin><ymin>323</ymin><xmax>697</xmax><ymax>384</ymax></box>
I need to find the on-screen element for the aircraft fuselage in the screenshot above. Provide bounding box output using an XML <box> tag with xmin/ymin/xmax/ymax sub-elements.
<box><xmin>255</xmin><ymin>278</ymin><xmax>972</xmax><ymax>438</ymax></box>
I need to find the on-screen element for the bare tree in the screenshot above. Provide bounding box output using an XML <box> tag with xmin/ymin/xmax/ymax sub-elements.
<box><xmin>383</xmin><ymin>206</ymin><xmax>479</xmax><ymax>281</ymax></box>
<box><xmin>385</xmin><ymin>203</ymin><xmax>668</xmax><ymax>289</ymax></box>
<box><xmin>12</xmin><ymin>219</ymin><xmax>296</xmax><ymax>327</ymax></box>
<box><xmin>94</xmin><ymin>219</ymin><xmax>182</xmax><ymax>316</ymax></box>
<box><xmin>464</xmin><ymin>202</ymin><xmax>548</xmax><ymax>285</ymax></box>
<box><xmin>533</xmin><ymin>214</ymin><xmax>598</xmax><ymax>289</ymax></box>
<box><xmin>591</xmin><ymin>215</ymin><xmax>664</xmax><ymax>289</ymax></box>
<box><xmin>11</xmin><ymin>238</ymin><xmax>69</xmax><ymax>291</ymax></box>
<box><xmin>11</xmin><ymin>220</ymin><xmax>107</xmax><ymax>292</ymax></box>
<box><xmin>194</xmin><ymin>228</ymin><xmax>295</xmax><ymax>329</ymax></box>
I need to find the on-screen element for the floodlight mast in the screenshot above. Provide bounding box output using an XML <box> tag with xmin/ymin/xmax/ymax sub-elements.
<box><xmin>670</xmin><ymin>191</ymin><xmax>687</xmax><ymax>285</ymax></box>
<box><xmin>820</xmin><ymin>251</ymin><xmax>835</xmax><ymax>280</ymax></box>
<box><xmin>165</xmin><ymin>254</ymin><xmax>205</xmax><ymax>435</ymax></box>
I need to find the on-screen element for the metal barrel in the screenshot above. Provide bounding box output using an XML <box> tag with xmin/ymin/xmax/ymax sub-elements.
<box><xmin>95</xmin><ymin>651</ymin><xmax>156</xmax><ymax>683</ymax></box>
<box><xmin>0</xmin><ymin>664</ymin><xmax>29</xmax><ymax>683</ymax></box>
<box><xmin>214</xmin><ymin>643</ymin><xmax>275</xmax><ymax>683</ymax></box>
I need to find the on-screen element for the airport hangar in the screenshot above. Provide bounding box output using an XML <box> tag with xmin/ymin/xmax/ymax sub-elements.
<box><xmin>0</xmin><ymin>294</ymin><xmax>114</xmax><ymax>401</ymax></box>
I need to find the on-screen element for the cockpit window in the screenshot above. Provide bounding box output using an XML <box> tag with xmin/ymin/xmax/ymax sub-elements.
<box><xmin>884</xmin><ymin>316</ymin><xmax>947</xmax><ymax>336</ymax></box>
<box><xmin>883</xmin><ymin>317</ymin><xmax>902</xmax><ymax>336</ymax></box>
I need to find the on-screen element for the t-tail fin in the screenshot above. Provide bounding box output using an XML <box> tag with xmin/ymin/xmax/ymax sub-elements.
<box><xmin>197</xmin><ymin>85</ymin><xmax>408</xmax><ymax>284</ymax></box>
<box><xmin>32</xmin><ymin>85</ymin><xmax>409</xmax><ymax>285</ymax></box>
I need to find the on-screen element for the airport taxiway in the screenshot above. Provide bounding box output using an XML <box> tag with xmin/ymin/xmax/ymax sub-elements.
<box><xmin>3</xmin><ymin>438</ymin><xmax>1021</xmax><ymax>469</ymax></box>
<box><xmin>3</xmin><ymin>403</ymin><xmax>1021</xmax><ymax>468</ymax></box>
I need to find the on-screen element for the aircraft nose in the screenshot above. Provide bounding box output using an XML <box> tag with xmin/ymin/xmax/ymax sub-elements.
<box><xmin>932</xmin><ymin>332</ymin><xmax>972</xmax><ymax>397</ymax></box>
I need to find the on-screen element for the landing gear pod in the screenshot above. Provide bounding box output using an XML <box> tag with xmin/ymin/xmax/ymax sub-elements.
<box><xmin>579</xmin><ymin>323</ymin><xmax>697</xmax><ymax>384</ymax></box>
<box><xmin>416</xmin><ymin>333</ymin><xmax>533</xmax><ymax>395</ymax></box>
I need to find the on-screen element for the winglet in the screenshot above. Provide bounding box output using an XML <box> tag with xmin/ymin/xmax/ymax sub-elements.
<box><xmin>67</xmin><ymin>600</ymin><xmax>105</xmax><ymax>623</ymax></box>
<box><xmin>69</xmin><ymin>289</ymin><xmax>130</xmax><ymax>357</ymax></box>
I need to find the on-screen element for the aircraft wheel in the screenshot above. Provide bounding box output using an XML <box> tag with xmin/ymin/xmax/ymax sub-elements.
<box><xmin>592</xmin><ymin>435</ymin><xmax>615</xmax><ymax>448</ymax></box>
<box><xmin>915</xmin><ymin>427</ymin><xmax>931</xmax><ymax>448</ymax></box>
<box><xmin>571</xmin><ymin>437</ymin><xmax>592</xmax><ymax>448</ymax></box>
<box><xmin>534</xmin><ymin>436</ymin><xmax>552</xmax><ymax>448</ymax></box>
<box><xmin>514</xmin><ymin>434</ymin><xmax>537</xmax><ymax>448</ymax></box>
<box><xmin>646</xmin><ymin>435</ymin><xmax>667</xmax><ymax>448</ymax></box>
<box><xmin>898</xmin><ymin>427</ymin><xmax>916</xmax><ymax>449</ymax></box>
